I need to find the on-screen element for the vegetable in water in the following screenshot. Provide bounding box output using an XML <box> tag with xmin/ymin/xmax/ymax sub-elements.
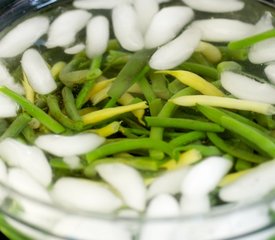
<box><xmin>1</xmin><ymin>0</ymin><xmax>275</xmax><ymax>239</ymax></box>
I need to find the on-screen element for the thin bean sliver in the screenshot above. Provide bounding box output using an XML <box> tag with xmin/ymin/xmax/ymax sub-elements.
<box><xmin>106</xmin><ymin>49</ymin><xmax>153</xmax><ymax>107</ymax></box>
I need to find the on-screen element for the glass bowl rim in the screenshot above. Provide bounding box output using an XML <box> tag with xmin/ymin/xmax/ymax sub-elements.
<box><xmin>1</xmin><ymin>179</ymin><xmax>275</xmax><ymax>223</ymax></box>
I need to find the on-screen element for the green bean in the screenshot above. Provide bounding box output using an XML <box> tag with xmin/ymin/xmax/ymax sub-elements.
<box><xmin>197</xmin><ymin>104</ymin><xmax>226</xmax><ymax>125</ymax></box>
<box><xmin>0</xmin><ymin>86</ymin><xmax>65</xmax><ymax>134</ymax></box>
<box><xmin>121</xmin><ymin>116</ymin><xmax>147</xmax><ymax>130</ymax></box>
<box><xmin>164</xmin><ymin>132</ymin><xmax>187</xmax><ymax>138</ymax></box>
<box><xmin>235</xmin><ymin>159</ymin><xmax>252</xmax><ymax>171</ymax></box>
<box><xmin>76</xmin><ymin>55</ymin><xmax>103</xmax><ymax>109</ymax></box>
<box><xmin>228</xmin><ymin>29</ymin><xmax>275</xmax><ymax>50</ymax></box>
<box><xmin>50</xmin><ymin>158</ymin><xmax>71</xmax><ymax>170</ymax></box>
<box><xmin>120</xmin><ymin>127</ymin><xmax>149</xmax><ymax>137</ymax></box>
<box><xmin>219</xmin><ymin>109</ymin><xmax>268</xmax><ymax>133</ymax></box>
<box><xmin>220</xmin><ymin>115</ymin><xmax>275</xmax><ymax>158</ymax></box>
<box><xmin>106</xmin><ymin>39</ymin><xmax>121</xmax><ymax>51</ymax></box>
<box><xmin>231</xmin><ymin>132</ymin><xmax>271</xmax><ymax>158</ymax></box>
<box><xmin>106</xmin><ymin>49</ymin><xmax>153</xmax><ymax>107</ymax></box>
<box><xmin>47</xmin><ymin>95</ymin><xmax>83</xmax><ymax>131</ymax></box>
<box><xmin>198</xmin><ymin>105</ymin><xmax>275</xmax><ymax>157</ymax></box>
<box><xmin>138</xmin><ymin>77</ymin><xmax>156</xmax><ymax>103</ymax></box>
<box><xmin>60</xmin><ymin>69</ymin><xmax>89</xmax><ymax>87</ymax></box>
<box><xmin>148</xmin><ymin>81</ymin><xmax>222</xmax><ymax>160</ymax></box>
<box><xmin>219</xmin><ymin>46</ymin><xmax>248</xmax><ymax>61</ymax></box>
<box><xmin>85</xmin><ymin>138</ymin><xmax>175</xmax><ymax>163</ymax></box>
<box><xmin>189</xmin><ymin>52</ymin><xmax>213</xmax><ymax>66</ymax></box>
<box><xmin>61</xmin><ymin>87</ymin><xmax>82</xmax><ymax>121</ymax></box>
<box><xmin>150</xmin><ymin>72</ymin><xmax>171</xmax><ymax>100</ymax></box>
<box><xmin>1</xmin><ymin>113</ymin><xmax>31</xmax><ymax>140</ymax></box>
<box><xmin>59</xmin><ymin>53</ymin><xmax>90</xmax><ymax>87</ymax></box>
<box><xmin>149</xmin><ymin>87</ymin><xmax>199</xmax><ymax>159</ymax></box>
<box><xmin>207</xmin><ymin>132</ymin><xmax>267</xmax><ymax>163</ymax></box>
<box><xmin>21</xmin><ymin>126</ymin><xmax>36</xmax><ymax>144</ymax></box>
<box><xmin>0</xmin><ymin>119</ymin><xmax>8</xmax><ymax>135</ymax></box>
<box><xmin>170</xmin><ymin>131</ymin><xmax>206</xmax><ymax>147</ymax></box>
<box><xmin>146</xmin><ymin>116</ymin><xmax>224</xmax><ymax>132</ymax></box>
<box><xmin>179</xmin><ymin>62</ymin><xmax>218</xmax><ymax>80</ymax></box>
<box><xmin>35</xmin><ymin>95</ymin><xmax>48</xmax><ymax>109</ymax></box>
<box><xmin>119</xmin><ymin>127</ymin><xmax>140</xmax><ymax>138</ymax></box>
<box><xmin>104</xmin><ymin>50</ymin><xmax>130</xmax><ymax>71</ymax></box>
<box><xmin>148</xmin><ymin>98</ymin><xmax>163</xmax><ymax>116</ymax></box>
<box><xmin>254</xmin><ymin>114</ymin><xmax>275</xmax><ymax>130</ymax></box>
<box><xmin>175</xmin><ymin>144</ymin><xmax>222</xmax><ymax>157</ymax></box>
<box><xmin>168</xmin><ymin>79</ymin><xmax>185</xmax><ymax>94</ymax></box>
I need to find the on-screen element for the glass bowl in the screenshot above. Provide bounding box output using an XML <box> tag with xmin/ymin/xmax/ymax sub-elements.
<box><xmin>1</xmin><ymin>0</ymin><xmax>275</xmax><ymax>240</ymax></box>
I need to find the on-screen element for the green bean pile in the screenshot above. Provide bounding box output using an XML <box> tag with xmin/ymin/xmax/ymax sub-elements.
<box><xmin>1</xmin><ymin>31</ymin><xmax>275</xmax><ymax>185</ymax></box>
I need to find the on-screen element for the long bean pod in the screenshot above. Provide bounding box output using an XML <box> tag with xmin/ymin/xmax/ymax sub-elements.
<box><xmin>145</xmin><ymin>116</ymin><xmax>224</xmax><ymax>132</ymax></box>
<box><xmin>149</xmin><ymin>86</ymin><xmax>199</xmax><ymax>159</ymax></box>
<box><xmin>59</xmin><ymin>56</ymin><xmax>90</xmax><ymax>87</ymax></box>
<box><xmin>170</xmin><ymin>131</ymin><xmax>206</xmax><ymax>147</ymax></box>
<box><xmin>86</xmin><ymin>138</ymin><xmax>175</xmax><ymax>162</ymax></box>
<box><xmin>220</xmin><ymin>116</ymin><xmax>275</xmax><ymax>158</ymax></box>
<box><xmin>1</xmin><ymin>113</ymin><xmax>31</xmax><ymax>140</ymax></box>
<box><xmin>61</xmin><ymin>87</ymin><xmax>82</xmax><ymax>121</ymax></box>
<box><xmin>219</xmin><ymin>109</ymin><xmax>268</xmax><ymax>133</ymax></box>
<box><xmin>207</xmin><ymin>132</ymin><xmax>267</xmax><ymax>163</ymax></box>
<box><xmin>21</xmin><ymin>126</ymin><xmax>36</xmax><ymax>144</ymax></box>
<box><xmin>198</xmin><ymin>105</ymin><xmax>275</xmax><ymax>157</ymax></box>
<box><xmin>138</xmin><ymin>77</ymin><xmax>156</xmax><ymax>104</ymax></box>
<box><xmin>75</xmin><ymin>55</ymin><xmax>103</xmax><ymax>109</ymax></box>
<box><xmin>0</xmin><ymin>86</ymin><xmax>65</xmax><ymax>133</ymax></box>
<box><xmin>47</xmin><ymin>95</ymin><xmax>84</xmax><ymax>131</ymax></box>
<box><xmin>106</xmin><ymin>49</ymin><xmax>153</xmax><ymax>107</ymax></box>
<box><xmin>179</xmin><ymin>62</ymin><xmax>218</xmax><ymax>80</ymax></box>
<box><xmin>228</xmin><ymin>29</ymin><xmax>275</xmax><ymax>50</ymax></box>
<box><xmin>150</xmin><ymin>73</ymin><xmax>171</xmax><ymax>100</ymax></box>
